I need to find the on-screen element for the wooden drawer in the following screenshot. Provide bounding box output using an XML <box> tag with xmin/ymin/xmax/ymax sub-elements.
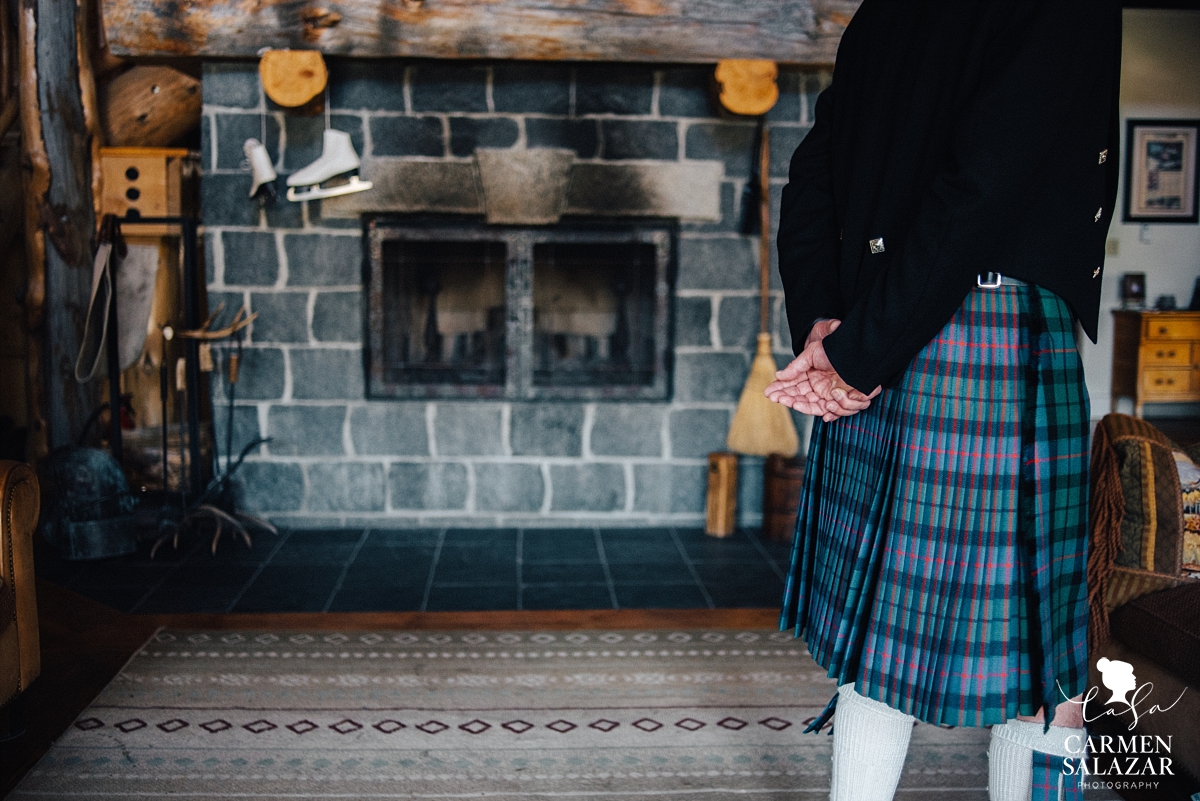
<box><xmin>1141</xmin><ymin>368</ymin><xmax>1193</xmax><ymax>397</ymax></box>
<box><xmin>1140</xmin><ymin>342</ymin><xmax>1192</xmax><ymax>366</ymax></box>
<box><xmin>1143</xmin><ymin>318</ymin><xmax>1200</xmax><ymax>340</ymax></box>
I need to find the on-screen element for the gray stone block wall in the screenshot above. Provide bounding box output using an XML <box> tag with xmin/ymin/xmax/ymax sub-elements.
<box><xmin>203</xmin><ymin>60</ymin><xmax>823</xmax><ymax>528</ymax></box>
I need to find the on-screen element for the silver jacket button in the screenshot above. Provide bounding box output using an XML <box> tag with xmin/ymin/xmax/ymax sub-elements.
<box><xmin>869</xmin><ymin>237</ymin><xmax>885</xmax><ymax>254</ymax></box>
<box><xmin>1093</xmin><ymin>267</ymin><xmax>1101</xmax><ymax>278</ymax></box>
<box><xmin>1099</xmin><ymin>149</ymin><xmax>1108</xmax><ymax>164</ymax></box>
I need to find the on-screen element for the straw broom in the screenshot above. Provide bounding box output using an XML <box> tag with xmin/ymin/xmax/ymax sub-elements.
<box><xmin>725</xmin><ymin>125</ymin><xmax>800</xmax><ymax>458</ymax></box>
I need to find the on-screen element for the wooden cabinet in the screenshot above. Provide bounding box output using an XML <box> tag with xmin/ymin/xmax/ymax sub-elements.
<box><xmin>1112</xmin><ymin>310</ymin><xmax>1200</xmax><ymax>417</ymax></box>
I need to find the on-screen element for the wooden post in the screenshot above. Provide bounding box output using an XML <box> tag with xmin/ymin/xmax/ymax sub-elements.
<box><xmin>705</xmin><ymin>452</ymin><xmax>738</xmax><ymax>538</ymax></box>
<box><xmin>20</xmin><ymin>0</ymin><xmax>103</xmax><ymax>456</ymax></box>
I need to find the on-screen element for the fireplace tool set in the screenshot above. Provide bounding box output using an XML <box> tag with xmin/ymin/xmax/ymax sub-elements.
<box><xmin>149</xmin><ymin>305</ymin><xmax>277</xmax><ymax>558</ymax></box>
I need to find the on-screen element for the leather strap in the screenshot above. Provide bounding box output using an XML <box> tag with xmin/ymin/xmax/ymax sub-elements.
<box><xmin>74</xmin><ymin>242</ymin><xmax>114</xmax><ymax>383</ymax></box>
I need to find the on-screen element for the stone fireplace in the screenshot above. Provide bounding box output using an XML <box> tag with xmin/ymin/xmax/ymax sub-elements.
<box><xmin>200</xmin><ymin>60</ymin><xmax>825</xmax><ymax>528</ymax></box>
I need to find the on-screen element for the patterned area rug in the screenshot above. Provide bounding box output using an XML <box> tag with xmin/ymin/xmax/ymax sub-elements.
<box><xmin>15</xmin><ymin>627</ymin><xmax>998</xmax><ymax>799</ymax></box>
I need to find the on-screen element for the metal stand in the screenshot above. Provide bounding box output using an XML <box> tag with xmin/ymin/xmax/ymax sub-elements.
<box><xmin>112</xmin><ymin>215</ymin><xmax>204</xmax><ymax>499</ymax></box>
<box><xmin>108</xmin><ymin>215</ymin><xmax>277</xmax><ymax>559</ymax></box>
<box><xmin>104</xmin><ymin>263</ymin><xmax>123</xmax><ymax>466</ymax></box>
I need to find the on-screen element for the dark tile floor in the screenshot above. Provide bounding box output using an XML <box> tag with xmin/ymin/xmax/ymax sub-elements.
<box><xmin>34</xmin><ymin>527</ymin><xmax>794</xmax><ymax>614</ymax></box>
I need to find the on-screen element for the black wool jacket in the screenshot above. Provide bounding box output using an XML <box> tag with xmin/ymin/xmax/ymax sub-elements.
<box><xmin>777</xmin><ymin>0</ymin><xmax>1122</xmax><ymax>393</ymax></box>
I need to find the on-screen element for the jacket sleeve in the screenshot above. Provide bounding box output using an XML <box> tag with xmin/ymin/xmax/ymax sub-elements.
<box><xmin>776</xmin><ymin>80</ymin><xmax>842</xmax><ymax>354</ymax></box>
<box><xmin>821</xmin><ymin>0</ymin><xmax>1119</xmax><ymax>393</ymax></box>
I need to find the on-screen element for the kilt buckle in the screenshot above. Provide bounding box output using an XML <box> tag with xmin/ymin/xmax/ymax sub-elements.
<box><xmin>977</xmin><ymin>272</ymin><xmax>1003</xmax><ymax>288</ymax></box>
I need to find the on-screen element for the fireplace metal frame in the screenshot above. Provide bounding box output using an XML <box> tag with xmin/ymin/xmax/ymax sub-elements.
<box><xmin>364</xmin><ymin>216</ymin><xmax>676</xmax><ymax>401</ymax></box>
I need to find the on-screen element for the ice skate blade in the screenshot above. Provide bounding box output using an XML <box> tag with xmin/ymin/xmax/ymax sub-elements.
<box><xmin>286</xmin><ymin>176</ymin><xmax>373</xmax><ymax>202</ymax></box>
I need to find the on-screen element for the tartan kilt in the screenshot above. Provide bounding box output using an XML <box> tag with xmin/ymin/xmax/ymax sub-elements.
<box><xmin>780</xmin><ymin>284</ymin><xmax>1090</xmax><ymax>728</ymax></box>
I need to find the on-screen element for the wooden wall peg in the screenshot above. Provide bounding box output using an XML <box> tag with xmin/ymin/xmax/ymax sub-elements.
<box><xmin>259</xmin><ymin>49</ymin><xmax>328</xmax><ymax>108</ymax></box>
<box><xmin>714</xmin><ymin>60</ymin><xmax>779</xmax><ymax>117</ymax></box>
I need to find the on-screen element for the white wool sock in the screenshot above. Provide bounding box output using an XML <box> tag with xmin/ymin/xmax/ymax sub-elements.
<box><xmin>988</xmin><ymin>720</ymin><xmax>1086</xmax><ymax>801</ymax></box>
<box><xmin>830</xmin><ymin>683</ymin><xmax>915</xmax><ymax>801</ymax></box>
<box><xmin>988</xmin><ymin>726</ymin><xmax>1033</xmax><ymax>801</ymax></box>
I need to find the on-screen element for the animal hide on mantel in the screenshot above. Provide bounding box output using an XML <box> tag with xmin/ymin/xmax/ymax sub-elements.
<box><xmin>100</xmin><ymin>0</ymin><xmax>861</xmax><ymax>64</ymax></box>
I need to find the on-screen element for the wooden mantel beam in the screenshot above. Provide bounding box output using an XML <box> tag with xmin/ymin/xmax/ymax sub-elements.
<box><xmin>100</xmin><ymin>0</ymin><xmax>861</xmax><ymax>64</ymax></box>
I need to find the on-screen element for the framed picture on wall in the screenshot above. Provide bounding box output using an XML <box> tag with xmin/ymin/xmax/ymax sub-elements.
<box><xmin>1124</xmin><ymin>119</ymin><xmax>1199</xmax><ymax>223</ymax></box>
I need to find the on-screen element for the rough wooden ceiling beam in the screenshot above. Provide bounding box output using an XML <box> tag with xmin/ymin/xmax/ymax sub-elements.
<box><xmin>100</xmin><ymin>0</ymin><xmax>860</xmax><ymax>64</ymax></box>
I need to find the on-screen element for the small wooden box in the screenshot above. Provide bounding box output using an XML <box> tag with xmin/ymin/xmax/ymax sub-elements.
<box><xmin>762</xmin><ymin>454</ymin><xmax>804</xmax><ymax>542</ymax></box>
<box><xmin>99</xmin><ymin>147</ymin><xmax>193</xmax><ymax>236</ymax></box>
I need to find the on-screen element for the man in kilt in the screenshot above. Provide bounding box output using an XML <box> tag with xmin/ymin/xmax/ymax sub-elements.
<box><xmin>765</xmin><ymin>2</ymin><xmax>1121</xmax><ymax>800</ymax></box>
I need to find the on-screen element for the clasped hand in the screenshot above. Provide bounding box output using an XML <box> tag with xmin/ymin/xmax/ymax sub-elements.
<box><xmin>763</xmin><ymin>319</ymin><xmax>881</xmax><ymax>422</ymax></box>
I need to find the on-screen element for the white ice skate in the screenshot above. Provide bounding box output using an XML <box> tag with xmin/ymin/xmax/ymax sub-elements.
<box><xmin>244</xmin><ymin>138</ymin><xmax>278</xmax><ymax>199</ymax></box>
<box><xmin>285</xmin><ymin>129</ymin><xmax>373</xmax><ymax>202</ymax></box>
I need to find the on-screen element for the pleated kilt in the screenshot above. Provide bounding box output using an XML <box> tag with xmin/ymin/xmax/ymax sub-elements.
<box><xmin>780</xmin><ymin>284</ymin><xmax>1090</xmax><ymax>727</ymax></box>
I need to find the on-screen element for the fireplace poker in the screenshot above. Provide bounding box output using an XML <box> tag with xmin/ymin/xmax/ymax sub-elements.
<box><xmin>160</xmin><ymin>325</ymin><xmax>173</xmax><ymax>497</ymax></box>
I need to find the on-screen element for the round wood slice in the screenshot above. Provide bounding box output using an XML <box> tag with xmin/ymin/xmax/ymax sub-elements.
<box><xmin>100</xmin><ymin>65</ymin><xmax>201</xmax><ymax>147</ymax></box>
<box><xmin>714</xmin><ymin>59</ymin><xmax>779</xmax><ymax>116</ymax></box>
<box><xmin>259</xmin><ymin>49</ymin><xmax>328</xmax><ymax>108</ymax></box>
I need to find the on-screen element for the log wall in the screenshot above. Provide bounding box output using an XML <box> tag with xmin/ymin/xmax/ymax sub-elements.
<box><xmin>21</xmin><ymin>0</ymin><xmax>101</xmax><ymax>453</ymax></box>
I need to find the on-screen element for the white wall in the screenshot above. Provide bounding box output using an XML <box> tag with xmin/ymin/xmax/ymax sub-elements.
<box><xmin>1079</xmin><ymin>9</ymin><xmax>1200</xmax><ymax>418</ymax></box>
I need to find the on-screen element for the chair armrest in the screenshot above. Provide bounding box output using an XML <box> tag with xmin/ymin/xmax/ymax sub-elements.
<box><xmin>0</xmin><ymin>460</ymin><xmax>41</xmax><ymax>704</ymax></box>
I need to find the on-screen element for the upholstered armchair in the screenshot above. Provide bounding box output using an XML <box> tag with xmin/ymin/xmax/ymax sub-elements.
<box><xmin>1088</xmin><ymin>415</ymin><xmax>1200</xmax><ymax>795</ymax></box>
<box><xmin>0</xmin><ymin>461</ymin><xmax>40</xmax><ymax>713</ymax></box>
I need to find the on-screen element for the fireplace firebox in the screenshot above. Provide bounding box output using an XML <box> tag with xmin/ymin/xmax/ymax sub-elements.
<box><xmin>365</xmin><ymin>217</ymin><xmax>675</xmax><ymax>401</ymax></box>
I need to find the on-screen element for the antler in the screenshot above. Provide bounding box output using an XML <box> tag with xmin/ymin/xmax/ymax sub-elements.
<box><xmin>178</xmin><ymin>305</ymin><xmax>257</xmax><ymax>341</ymax></box>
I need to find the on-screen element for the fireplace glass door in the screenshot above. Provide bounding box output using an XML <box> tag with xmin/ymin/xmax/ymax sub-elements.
<box><xmin>381</xmin><ymin>240</ymin><xmax>507</xmax><ymax>388</ymax></box>
<box><xmin>532</xmin><ymin>243</ymin><xmax>658</xmax><ymax>388</ymax></box>
<box><xmin>366</xmin><ymin>218</ymin><xmax>674</xmax><ymax>400</ymax></box>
